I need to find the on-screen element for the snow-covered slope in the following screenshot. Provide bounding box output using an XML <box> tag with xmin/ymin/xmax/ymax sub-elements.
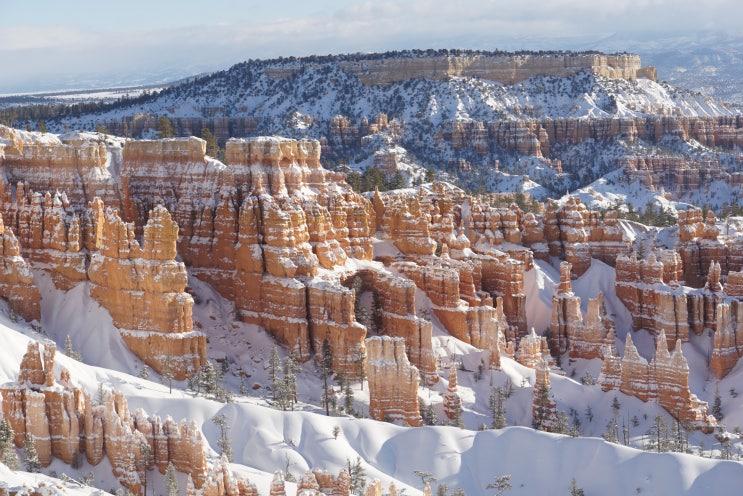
<box><xmin>3</xmin><ymin>254</ymin><xmax>743</xmax><ymax>494</ymax></box>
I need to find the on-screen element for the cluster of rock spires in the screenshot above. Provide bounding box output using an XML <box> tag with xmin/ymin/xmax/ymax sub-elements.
<box><xmin>0</xmin><ymin>124</ymin><xmax>735</xmax><ymax>435</ymax></box>
<box><xmin>0</xmin><ymin>341</ymin><xmax>254</xmax><ymax>495</ymax></box>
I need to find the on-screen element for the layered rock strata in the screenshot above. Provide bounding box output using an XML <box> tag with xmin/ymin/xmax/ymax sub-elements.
<box><xmin>366</xmin><ymin>336</ymin><xmax>422</xmax><ymax>426</ymax></box>
<box><xmin>549</xmin><ymin>262</ymin><xmax>615</xmax><ymax>360</ymax></box>
<box><xmin>87</xmin><ymin>205</ymin><xmax>206</xmax><ymax>380</ymax></box>
<box><xmin>615</xmin><ymin>252</ymin><xmax>690</xmax><ymax>344</ymax></box>
<box><xmin>0</xmin><ymin>213</ymin><xmax>41</xmax><ymax>321</ymax></box>
<box><xmin>265</xmin><ymin>52</ymin><xmax>654</xmax><ymax>86</ymax></box>
<box><xmin>0</xmin><ymin>341</ymin><xmax>258</xmax><ymax>496</ymax></box>
<box><xmin>599</xmin><ymin>332</ymin><xmax>714</xmax><ymax>429</ymax></box>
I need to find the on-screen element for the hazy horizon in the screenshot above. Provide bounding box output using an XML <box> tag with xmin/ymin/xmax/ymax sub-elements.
<box><xmin>2</xmin><ymin>0</ymin><xmax>742</xmax><ymax>93</ymax></box>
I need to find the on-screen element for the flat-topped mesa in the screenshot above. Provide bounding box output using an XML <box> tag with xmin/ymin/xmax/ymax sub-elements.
<box><xmin>615</xmin><ymin>252</ymin><xmax>690</xmax><ymax>344</ymax></box>
<box><xmin>366</xmin><ymin>336</ymin><xmax>423</xmax><ymax>426</ymax></box>
<box><xmin>265</xmin><ymin>52</ymin><xmax>655</xmax><ymax>86</ymax></box>
<box><xmin>87</xmin><ymin>205</ymin><xmax>206</xmax><ymax>380</ymax></box>
<box><xmin>0</xmin><ymin>126</ymin><xmax>120</xmax><ymax>209</ymax></box>
<box><xmin>0</xmin><ymin>213</ymin><xmax>41</xmax><ymax>321</ymax></box>
<box><xmin>600</xmin><ymin>332</ymin><xmax>714</xmax><ymax>429</ymax></box>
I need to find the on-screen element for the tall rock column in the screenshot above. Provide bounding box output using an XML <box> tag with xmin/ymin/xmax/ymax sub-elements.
<box><xmin>87</xmin><ymin>204</ymin><xmax>206</xmax><ymax>379</ymax></box>
<box><xmin>366</xmin><ymin>336</ymin><xmax>423</xmax><ymax>426</ymax></box>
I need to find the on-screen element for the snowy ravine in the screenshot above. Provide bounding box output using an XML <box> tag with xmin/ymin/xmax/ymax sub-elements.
<box><xmin>2</xmin><ymin>255</ymin><xmax>743</xmax><ymax>495</ymax></box>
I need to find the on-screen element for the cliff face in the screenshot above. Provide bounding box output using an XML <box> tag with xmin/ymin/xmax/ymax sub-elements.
<box><xmin>366</xmin><ymin>336</ymin><xmax>422</xmax><ymax>426</ymax></box>
<box><xmin>87</xmin><ymin>205</ymin><xmax>206</xmax><ymax>380</ymax></box>
<box><xmin>264</xmin><ymin>53</ymin><xmax>654</xmax><ymax>86</ymax></box>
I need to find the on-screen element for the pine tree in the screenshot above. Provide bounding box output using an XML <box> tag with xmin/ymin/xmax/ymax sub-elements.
<box><xmin>344</xmin><ymin>377</ymin><xmax>355</xmax><ymax>415</ymax></box>
<box><xmin>0</xmin><ymin>418</ymin><xmax>19</xmax><ymax>470</ymax></box>
<box><xmin>348</xmin><ymin>457</ymin><xmax>367</xmax><ymax>495</ymax></box>
<box><xmin>23</xmin><ymin>433</ymin><xmax>41</xmax><ymax>472</ymax></box>
<box><xmin>569</xmin><ymin>478</ymin><xmax>585</xmax><ymax>496</ymax></box>
<box><xmin>487</xmin><ymin>474</ymin><xmax>512</xmax><ymax>495</ymax></box>
<box><xmin>712</xmin><ymin>387</ymin><xmax>723</xmax><ymax>421</ymax></box>
<box><xmin>201</xmin><ymin>127</ymin><xmax>221</xmax><ymax>158</ymax></box>
<box><xmin>489</xmin><ymin>387</ymin><xmax>507</xmax><ymax>429</ymax></box>
<box><xmin>646</xmin><ymin>415</ymin><xmax>671</xmax><ymax>452</ymax></box>
<box><xmin>64</xmin><ymin>334</ymin><xmax>82</xmax><ymax>361</ymax></box>
<box><xmin>212</xmin><ymin>413</ymin><xmax>233</xmax><ymax>462</ymax></box>
<box><xmin>166</xmin><ymin>462</ymin><xmax>179</xmax><ymax>496</ymax></box>
<box><xmin>321</xmin><ymin>339</ymin><xmax>333</xmax><ymax>416</ymax></box>
<box><xmin>269</xmin><ymin>346</ymin><xmax>281</xmax><ymax>402</ymax></box>
<box><xmin>156</xmin><ymin>116</ymin><xmax>174</xmax><ymax>138</ymax></box>
<box><xmin>37</xmin><ymin>120</ymin><xmax>47</xmax><ymax>133</ymax></box>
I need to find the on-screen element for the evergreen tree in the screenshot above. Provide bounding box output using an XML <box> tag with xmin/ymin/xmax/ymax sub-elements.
<box><xmin>487</xmin><ymin>474</ymin><xmax>512</xmax><ymax>495</ymax></box>
<box><xmin>533</xmin><ymin>384</ymin><xmax>553</xmax><ymax>431</ymax></box>
<box><xmin>212</xmin><ymin>413</ymin><xmax>233</xmax><ymax>462</ymax></box>
<box><xmin>165</xmin><ymin>462</ymin><xmax>179</xmax><ymax>496</ymax></box>
<box><xmin>321</xmin><ymin>339</ymin><xmax>333</xmax><ymax>416</ymax></box>
<box><xmin>201</xmin><ymin>127</ymin><xmax>221</xmax><ymax>159</ymax></box>
<box><xmin>0</xmin><ymin>419</ymin><xmax>19</xmax><ymax>470</ymax></box>
<box><xmin>284</xmin><ymin>352</ymin><xmax>300</xmax><ymax>411</ymax></box>
<box><xmin>37</xmin><ymin>120</ymin><xmax>47</xmax><ymax>133</ymax></box>
<box><xmin>354</xmin><ymin>347</ymin><xmax>367</xmax><ymax>390</ymax></box>
<box><xmin>569</xmin><ymin>478</ymin><xmax>585</xmax><ymax>496</ymax></box>
<box><xmin>156</xmin><ymin>116</ymin><xmax>174</xmax><ymax>138</ymax></box>
<box><xmin>646</xmin><ymin>415</ymin><xmax>671</xmax><ymax>452</ymax></box>
<box><xmin>712</xmin><ymin>387</ymin><xmax>723</xmax><ymax>421</ymax></box>
<box><xmin>489</xmin><ymin>387</ymin><xmax>507</xmax><ymax>429</ymax></box>
<box><xmin>23</xmin><ymin>433</ymin><xmax>41</xmax><ymax>473</ymax></box>
<box><xmin>64</xmin><ymin>334</ymin><xmax>82</xmax><ymax>361</ymax></box>
<box><xmin>269</xmin><ymin>346</ymin><xmax>281</xmax><ymax>402</ymax></box>
<box><xmin>344</xmin><ymin>376</ymin><xmax>355</xmax><ymax>415</ymax></box>
<box><xmin>348</xmin><ymin>457</ymin><xmax>367</xmax><ymax>495</ymax></box>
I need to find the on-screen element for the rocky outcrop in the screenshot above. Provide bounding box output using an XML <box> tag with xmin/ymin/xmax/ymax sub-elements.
<box><xmin>710</xmin><ymin>273</ymin><xmax>743</xmax><ymax>379</ymax></box>
<box><xmin>371</xmin><ymin>271</ymin><xmax>437</xmax><ymax>384</ymax></box>
<box><xmin>676</xmin><ymin>208</ymin><xmax>727</xmax><ymax>288</ymax></box>
<box><xmin>366</xmin><ymin>336</ymin><xmax>422</xmax><ymax>426</ymax></box>
<box><xmin>600</xmin><ymin>332</ymin><xmax>714</xmax><ymax>429</ymax></box>
<box><xmin>442</xmin><ymin>365</ymin><xmax>463</xmax><ymax>422</ymax></box>
<box><xmin>615</xmin><ymin>252</ymin><xmax>690</xmax><ymax>344</ymax></box>
<box><xmin>516</xmin><ymin>329</ymin><xmax>552</xmax><ymax>369</ymax></box>
<box><xmin>548</xmin><ymin>262</ymin><xmax>615</xmax><ymax>360</ymax></box>
<box><xmin>263</xmin><ymin>52</ymin><xmax>653</xmax><ymax>86</ymax></box>
<box><xmin>531</xmin><ymin>358</ymin><xmax>557</xmax><ymax>431</ymax></box>
<box><xmin>0</xmin><ymin>340</ymin><xmax>266</xmax><ymax>496</ymax></box>
<box><xmin>0</xmin><ymin>213</ymin><xmax>41</xmax><ymax>322</ymax></box>
<box><xmin>87</xmin><ymin>205</ymin><xmax>206</xmax><ymax>380</ymax></box>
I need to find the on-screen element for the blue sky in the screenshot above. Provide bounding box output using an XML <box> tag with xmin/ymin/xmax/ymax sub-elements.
<box><xmin>1</xmin><ymin>0</ymin><xmax>740</xmax><ymax>93</ymax></box>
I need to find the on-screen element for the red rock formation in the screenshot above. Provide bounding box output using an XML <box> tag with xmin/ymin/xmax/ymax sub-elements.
<box><xmin>676</xmin><ymin>208</ymin><xmax>726</xmax><ymax>288</ymax></box>
<box><xmin>615</xmin><ymin>252</ymin><xmax>690</xmax><ymax>344</ymax></box>
<box><xmin>371</xmin><ymin>271</ymin><xmax>437</xmax><ymax>384</ymax></box>
<box><xmin>366</xmin><ymin>336</ymin><xmax>423</xmax><ymax>426</ymax></box>
<box><xmin>0</xmin><ymin>339</ymin><xmax>222</xmax><ymax>495</ymax></box>
<box><xmin>711</xmin><ymin>298</ymin><xmax>743</xmax><ymax>379</ymax></box>
<box><xmin>442</xmin><ymin>365</ymin><xmax>463</xmax><ymax>421</ymax></box>
<box><xmin>4</xmin><ymin>190</ymin><xmax>87</xmax><ymax>290</ymax></box>
<box><xmin>517</xmin><ymin>329</ymin><xmax>552</xmax><ymax>369</ymax></box>
<box><xmin>313</xmin><ymin>469</ymin><xmax>351</xmax><ymax>496</ymax></box>
<box><xmin>0</xmin><ymin>213</ymin><xmax>41</xmax><ymax>322</ymax></box>
<box><xmin>532</xmin><ymin>358</ymin><xmax>557</xmax><ymax>431</ymax></box>
<box><xmin>602</xmin><ymin>332</ymin><xmax>715</xmax><ymax>429</ymax></box>
<box><xmin>87</xmin><ymin>205</ymin><xmax>206</xmax><ymax>380</ymax></box>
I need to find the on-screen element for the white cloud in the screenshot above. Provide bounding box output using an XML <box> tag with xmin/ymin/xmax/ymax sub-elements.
<box><xmin>1</xmin><ymin>0</ymin><xmax>742</xmax><ymax>92</ymax></box>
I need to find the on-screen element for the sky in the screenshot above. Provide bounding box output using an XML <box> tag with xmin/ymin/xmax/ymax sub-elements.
<box><xmin>1</xmin><ymin>0</ymin><xmax>741</xmax><ymax>93</ymax></box>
